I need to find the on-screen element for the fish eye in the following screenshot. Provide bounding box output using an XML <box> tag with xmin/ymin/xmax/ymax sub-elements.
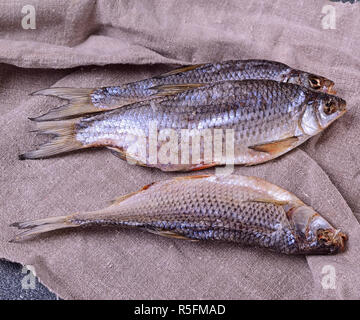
<box><xmin>324</xmin><ymin>100</ymin><xmax>337</xmax><ymax>115</ymax></box>
<box><xmin>308</xmin><ymin>77</ymin><xmax>321</xmax><ymax>89</ymax></box>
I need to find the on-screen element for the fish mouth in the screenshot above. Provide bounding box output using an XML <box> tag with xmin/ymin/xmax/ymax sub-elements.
<box><xmin>335</xmin><ymin>100</ymin><xmax>347</xmax><ymax>120</ymax></box>
<box><xmin>321</xmin><ymin>107</ymin><xmax>347</xmax><ymax>129</ymax></box>
<box><xmin>333</xmin><ymin>230</ymin><xmax>348</xmax><ymax>253</ymax></box>
<box><xmin>339</xmin><ymin>99</ymin><xmax>347</xmax><ymax>112</ymax></box>
<box><xmin>324</xmin><ymin>81</ymin><xmax>336</xmax><ymax>95</ymax></box>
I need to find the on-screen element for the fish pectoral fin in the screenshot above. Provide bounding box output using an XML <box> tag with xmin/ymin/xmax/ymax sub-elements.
<box><xmin>248</xmin><ymin>136</ymin><xmax>299</xmax><ymax>155</ymax></box>
<box><xmin>146</xmin><ymin>228</ymin><xmax>197</xmax><ymax>241</ymax></box>
<box><xmin>107</xmin><ymin>147</ymin><xmax>147</xmax><ymax>167</ymax></box>
<box><xmin>157</xmin><ymin>64</ymin><xmax>205</xmax><ymax>78</ymax></box>
<box><xmin>149</xmin><ymin>83</ymin><xmax>207</xmax><ymax>96</ymax></box>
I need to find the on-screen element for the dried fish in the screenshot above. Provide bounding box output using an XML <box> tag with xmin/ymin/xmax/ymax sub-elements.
<box><xmin>20</xmin><ymin>80</ymin><xmax>346</xmax><ymax>171</ymax></box>
<box><xmin>31</xmin><ymin>60</ymin><xmax>336</xmax><ymax>120</ymax></box>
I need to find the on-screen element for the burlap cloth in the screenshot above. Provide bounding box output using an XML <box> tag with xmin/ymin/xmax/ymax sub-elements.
<box><xmin>0</xmin><ymin>0</ymin><xmax>359</xmax><ymax>299</ymax></box>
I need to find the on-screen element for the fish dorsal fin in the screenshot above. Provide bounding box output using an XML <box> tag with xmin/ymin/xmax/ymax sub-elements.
<box><xmin>248</xmin><ymin>136</ymin><xmax>299</xmax><ymax>154</ymax></box>
<box><xmin>110</xmin><ymin>191</ymin><xmax>141</xmax><ymax>206</ymax></box>
<box><xmin>110</xmin><ymin>182</ymin><xmax>155</xmax><ymax>206</ymax></box>
<box><xmin>158</xmin><ymin>64</ymin><xmax>205</xmax><ymax>77</ymax></box>
<box><xmin>146</xmin><ymin>228</ymin><xmax>198</xmax><ymax>241</ymax></box>
<box><xmin>150</xmin><ymin>83</ymin><xmax>207</xmax><ymax>96</ymax></box>
<box><xmin>252</xmin><ymin>198</ymin><xmax>289</xmax><ymax>206</ymax></box>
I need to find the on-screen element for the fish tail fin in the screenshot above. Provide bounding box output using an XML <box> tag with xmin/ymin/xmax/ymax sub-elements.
<box><xmin>30</xmin><ymin>87</ymin><xmax>99</xmax><ymax>121</ymax></box>
<box><xmin>19</xmin><ymin>119</ymin><xmax>85</xmax><ymax>159</ymax></box>
<box><xmin>10</xmin><ymin>215</ymin><xmax>79</xmax><ymax>242</ymax></box>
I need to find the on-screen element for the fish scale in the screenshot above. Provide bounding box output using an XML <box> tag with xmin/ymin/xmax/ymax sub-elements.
<box><xmin>73</xmin><ymin>81</ymin><xmax>305</xmax><ymax>167</ymax></box>
<box><xmin>80</xmin><ymin>80</ymin><xmax>302</xmax><ymax>137</ymax></box>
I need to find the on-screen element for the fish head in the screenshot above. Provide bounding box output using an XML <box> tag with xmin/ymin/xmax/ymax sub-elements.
<box><xmin>307</xmin><ymin>74</ymin><xmax>336</xmax><ymax>95</ymax></box>
<box><xmin>299</xmin><ymin>95</ymin><xmax>346</xmax><ymax>136</ymax></box>
<box><xmin>288</xmin><ymin>70</ymin><xmax>336</xmax><ymax>94</ymax></box>
<box><xmin>288</xmin><ymin>205</ymin><xmax>347</xmax><ymax>254</ymax></box>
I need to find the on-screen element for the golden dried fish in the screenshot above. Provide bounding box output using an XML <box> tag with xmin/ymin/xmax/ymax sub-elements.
<box><xmin>31</xmin><ymin>59</ymin><xmax>336</xmax><ymax>120</ymax></box>
<box><xmin>19</xmin><ymin>80</ymin><xmax>346</xmax><ymax>171</ymax></box>
<box><xmin>10</xmin><ymin>175</ymin><xmax>347</xmax><ymax>255</ymax></box>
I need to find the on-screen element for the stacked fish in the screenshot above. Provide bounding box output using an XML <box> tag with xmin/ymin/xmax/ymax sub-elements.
<box><xmin>13</xmin><ymin>60</ymin><xmax>348</xmax><ymax>255</ymax></box>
